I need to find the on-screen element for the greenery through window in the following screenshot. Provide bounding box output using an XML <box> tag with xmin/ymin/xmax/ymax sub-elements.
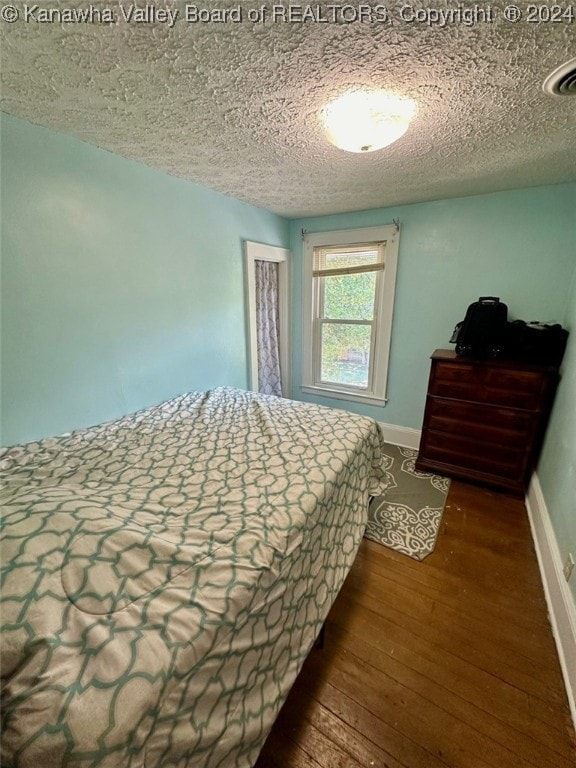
<box><xmin>302</xmin><ymin>225</ymin><xmax>399</xmax><ymax>405</ymax></box>
<box><xmin>313</xmin><ymin>243</ymin><xmax>385</xmax><ymax>390</ymax></box>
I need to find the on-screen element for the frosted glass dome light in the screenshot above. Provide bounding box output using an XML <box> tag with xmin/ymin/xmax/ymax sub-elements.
<box><xmin>322</xmin><ymin>90</ymin><xmax>417</xmax><ymax>153</ymax></box>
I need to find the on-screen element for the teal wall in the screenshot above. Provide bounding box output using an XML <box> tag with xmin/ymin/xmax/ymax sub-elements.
<box><xmin>289</xmin><ymin>184</ymin><xmax>576</xmax><ymax>429</ymax></box>
<box><xmin>0</xmin><ymin>113</ymin><xmax>289</xmax><ymax>445</ymax></box>
<box><xmin>538</xmin><ymin>268</ymin><xmax>576</xmax><ymax>601</ymax></box>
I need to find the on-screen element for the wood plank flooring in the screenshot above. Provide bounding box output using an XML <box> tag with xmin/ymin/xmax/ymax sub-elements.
<box><xmin>255</xmin><ymin>480</ymin><xmax>576</xmax><ymax>768</ymax></box>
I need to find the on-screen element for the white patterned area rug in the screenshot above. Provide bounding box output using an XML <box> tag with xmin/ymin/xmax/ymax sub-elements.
<box><xmin>366</xmin><ymin>444</ymin><xmax>450</xmax><ymax>561</ymax></box>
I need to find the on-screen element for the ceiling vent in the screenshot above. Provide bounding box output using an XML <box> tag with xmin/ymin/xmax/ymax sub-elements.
<box><xmin>543</xmin><ymin>57</ymin><xmax>576</xmax><ymax>96</ymax></box>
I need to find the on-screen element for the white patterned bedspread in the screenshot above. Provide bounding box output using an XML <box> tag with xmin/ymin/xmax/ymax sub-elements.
<box><xmin>1</xmin><ymin>387</ymin><xmax>386</xmax><ymax>767</ymax></box>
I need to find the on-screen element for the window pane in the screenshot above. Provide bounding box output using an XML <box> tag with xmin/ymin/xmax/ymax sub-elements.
<box><xmin>316</xmin><ymin>245</ymin><xmax>382</xmax><ymax>272</ymax></box>
<box><xmin>320</xmin><ymin>323</ymin><xmax>371</xmax><ymax>387</ymax></box>
<box><xmin>323</xmin><ymin>271</ymin><xmax>376</xmax><ymax>321</ymax></box>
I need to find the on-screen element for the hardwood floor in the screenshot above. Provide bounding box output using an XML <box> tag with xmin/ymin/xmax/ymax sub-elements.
<box><xmin>255</xmin><ymin>480</ymin><xmax>576</xmax><ymax>768</ymax></box>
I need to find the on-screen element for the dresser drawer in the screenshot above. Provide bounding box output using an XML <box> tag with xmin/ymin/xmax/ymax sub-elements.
<box><xmin>420</xmin><ymin>429</ymin><xmax>525</xmax><ymax>479</ymax></box>
<box><xmin>430</xmin><ymin>360</ymin><xmax>548</xmax><ymax>410</ymax></box>
<box><xmin>425</xmin><ymin>398</ymin><xmax>534</xmax><ymax>446</ymax></box>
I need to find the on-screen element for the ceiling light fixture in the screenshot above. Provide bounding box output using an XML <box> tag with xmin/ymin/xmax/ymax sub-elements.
<box><xmin>321</xmin><ymin>90</ymin><xmax>417</xmax><ymax>153</ymax></box>
<box><xmin>543</xmin><ymin>56</ymin><xmax>576</xmax><ymax>96</ymax></box>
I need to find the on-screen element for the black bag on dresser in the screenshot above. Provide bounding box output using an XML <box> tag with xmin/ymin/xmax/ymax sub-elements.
<box><xmin>504</xmin><ymin>320</ymin><xmax>569</xmax><ymax>367</ymax></box>
<box><xmin>451</xmin><ymin>296</ymin><xmax>508</xmax><ymax>358</ymax></box>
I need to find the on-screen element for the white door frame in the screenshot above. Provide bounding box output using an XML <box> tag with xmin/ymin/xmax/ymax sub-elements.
<box><xmin>244</xmin><ymin>241</ymin><xmax>291</xmax><ymax>398</ymax></box>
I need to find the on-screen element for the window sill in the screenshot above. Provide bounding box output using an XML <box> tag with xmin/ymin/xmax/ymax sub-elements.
<box><xmin>301</xmin><ymin>385</ymin><xmax>387</xmax><ymax>407</ymax></box>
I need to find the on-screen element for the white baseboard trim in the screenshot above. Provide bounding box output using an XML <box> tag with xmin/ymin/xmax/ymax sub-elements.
<box><xmin>525</xmin><ymin>473</ymin><xmax>576</xmax><ymax>727</ymax></box>
<box><xmin>377</xmin><ymin>422</ymin><xmax>421</xmax><ymax>450</ymax></box>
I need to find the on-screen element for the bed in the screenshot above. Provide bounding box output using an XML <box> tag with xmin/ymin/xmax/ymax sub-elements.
<box><xmin>1</xmin><ymin>387</ymin><xmax>386</xmax><ymax>767</ymax></box>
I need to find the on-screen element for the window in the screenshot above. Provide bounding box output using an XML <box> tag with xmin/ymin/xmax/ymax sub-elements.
<box><xmin>302</xmin><ymin>225</ymin><xmax>399</xmax><ymax>406</ymax></box>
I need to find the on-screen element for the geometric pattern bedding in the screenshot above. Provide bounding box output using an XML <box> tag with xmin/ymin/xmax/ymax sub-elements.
<box><xmin>0</xmin><ymin>387</ymin><xmax>387</xmax><ymax>768</ymax></box>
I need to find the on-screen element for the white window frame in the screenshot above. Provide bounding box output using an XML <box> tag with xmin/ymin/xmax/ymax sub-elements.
<box><xmin>244</xmin><ymin>241</ymin><xmax>291</xmax><ymax>398</ymax></box>
<box><xmin>302</xmin><ymin>225</ymin><xmax>399</xmax><ymax>406</ymax></box>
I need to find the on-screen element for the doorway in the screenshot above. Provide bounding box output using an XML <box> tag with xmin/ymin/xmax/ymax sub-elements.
<box><xmin>244</xmin><ymin>241</ymin><xmax>291</xmax><ymax>397</ymax></box>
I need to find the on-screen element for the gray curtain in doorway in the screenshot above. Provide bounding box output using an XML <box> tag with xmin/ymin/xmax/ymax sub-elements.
<box><xmin>255</xmin><ymin>259</ymin><xmax>282</xmax><ymax>397</ymax></box>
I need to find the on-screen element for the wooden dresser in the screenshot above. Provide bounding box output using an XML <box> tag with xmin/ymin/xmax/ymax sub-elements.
<box><xmin>416</xmin><ymin>349</ymin><xmax>559</xmax><ymax>495</ymax></box>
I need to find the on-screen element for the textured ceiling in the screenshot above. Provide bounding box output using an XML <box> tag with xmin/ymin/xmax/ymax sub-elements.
<box><xmin>1</xmin><ymin>0</ymin><xmax>575</xmax><ymax>216</ymax></box>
